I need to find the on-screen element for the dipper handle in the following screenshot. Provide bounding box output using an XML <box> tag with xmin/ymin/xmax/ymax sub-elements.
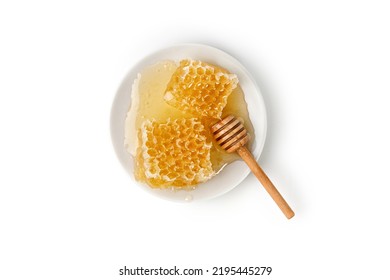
<box><xmin>211</xmin><ymin>115</ymin><xmax>295</xmax><ymax>219</ymax></box>
<box><xmin>237</xmin><ymin>146</ymin><xmax>294</xmax><ymax>219</ymax></box>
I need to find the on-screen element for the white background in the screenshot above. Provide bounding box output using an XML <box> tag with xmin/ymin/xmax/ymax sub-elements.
<box><xmin>1</xmin><ymin>1</ymin><xmax>389</xmax><ymax>279</ymax></box>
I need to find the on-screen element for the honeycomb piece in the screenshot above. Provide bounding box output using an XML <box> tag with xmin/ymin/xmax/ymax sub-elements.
<box><xmin>136</xmin><ymin>118</ymin><xmax>215</xmax><ymax>188</ymax></box>
<box><xmin>164</xmin><ymin>59</ymin><xmax>238</xmax><ymax>119</ymax></box>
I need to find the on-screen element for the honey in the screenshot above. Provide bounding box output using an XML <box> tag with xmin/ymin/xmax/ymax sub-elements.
<box><xmin>164</xmin><ymin>59</ymin><xmax>238</xmax><ymax>119</ymax></box>
<box><xmin>137</xmin><ymin>118</ymin><xmax>214</xmax><ymax>188</ymax></box>
<box><xmin>124</xmin><ymin>60</ymin><xmax>254</xmax><ymax>189</ymax></box>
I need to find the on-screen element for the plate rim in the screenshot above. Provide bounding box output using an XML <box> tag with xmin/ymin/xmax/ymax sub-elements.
<box><xmin>110</xmin><ymin>43</ymin><xmax>267</xmax><ymax>202</ymax></box>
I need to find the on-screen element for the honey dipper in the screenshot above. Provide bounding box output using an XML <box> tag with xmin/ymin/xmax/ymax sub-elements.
<box><xmin>211</xmin><ymin>115</ymin><xmax>295</xmax><ymax>219</ymax></box>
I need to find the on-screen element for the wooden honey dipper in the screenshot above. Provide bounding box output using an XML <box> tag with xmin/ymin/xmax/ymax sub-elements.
<box><xmin>211</xmin><ymin>115</ymin><xmax>295</xmax><ymax>219</ymax></box>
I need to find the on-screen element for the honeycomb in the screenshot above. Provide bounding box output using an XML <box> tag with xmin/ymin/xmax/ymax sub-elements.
<box><xmin>164</xmin><ymin>59</ymin><xmax>238</xmax><ymax>119</ymax></box>
<box><xmin>136</xmin><ymin>118</ymin><xmax>215</xmax><ymax>188</ymax></box>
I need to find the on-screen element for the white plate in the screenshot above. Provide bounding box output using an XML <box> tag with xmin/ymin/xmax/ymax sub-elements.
<box><xmin>110</xmin><ymin>44</ymin><xmax>267</xmax><ymax>202</ymax></box>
